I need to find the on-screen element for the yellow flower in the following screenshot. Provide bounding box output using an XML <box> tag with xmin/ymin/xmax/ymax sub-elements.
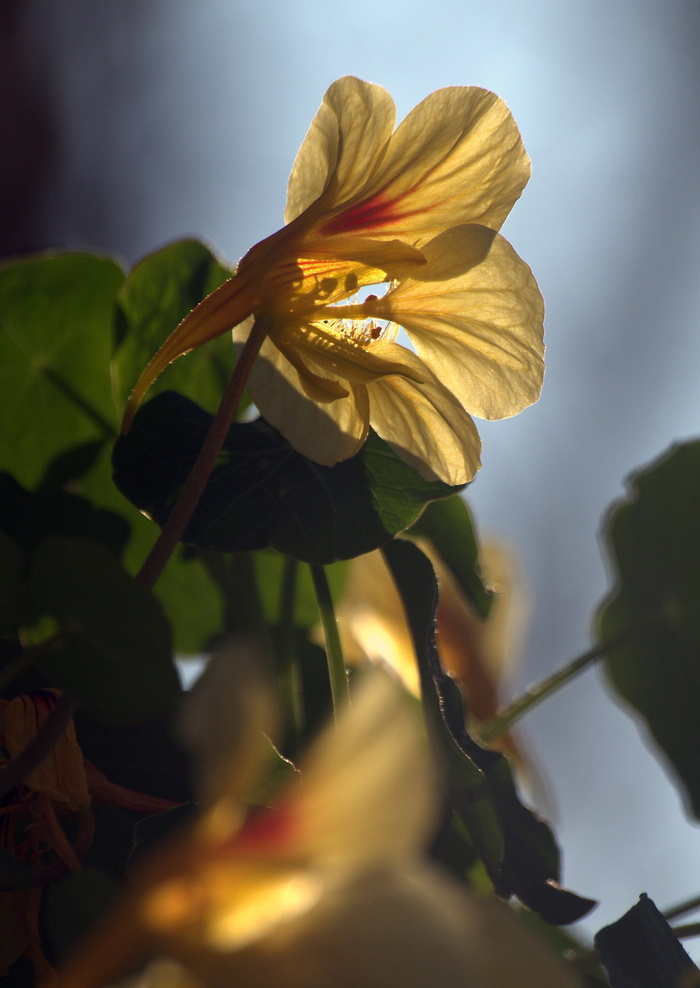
<box><xmin>123</xmin><ymin>77</ymin><xmax>544</xmax><ymax>485</ymax></box>
<box><xmin>50</xmin><ymin>648</ymin><xmax>579</xmax><ymax>988</ymax></box>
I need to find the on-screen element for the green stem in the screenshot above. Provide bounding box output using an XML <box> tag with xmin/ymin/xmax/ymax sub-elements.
<box><xmin>476</xmin><ymin>623</ymin><xmax>649</xmax><ymax>744</ymax></box>
<box><xmin>277</xmin><ymin>556</ymin><xmax>304</xmax><ymax>740</ymax></box>
<box><xmin>137</xmin><ymin>316</ymin><xmax>269</xmax><ymax>590</ymax></box>
<box><xmin>310</xmin><ymin>563</ymin><xmax>349</xmax><ymax>715</ymax></box>
<box><xmin>664</xmin><ymin>893</ymin><xmax>700</xmax><ymax>922</ymax></box>
<box><xmin>671</xmin><ymin>922</ymin><xmax>700</xmax><ymax>940</ymax></box>
<box><xmin>42</xmin><ymin>366</ymin><xmax>116</xmax><ymax>438</ymax></box>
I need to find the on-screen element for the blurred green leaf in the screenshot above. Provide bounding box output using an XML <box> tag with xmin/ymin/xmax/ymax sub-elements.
<box><xmin>599</xmin><ymin>441</ymin><xmax>700</xmax><ymax>818</ymax></box>
<box><xmin>0</xmin><ymin>252</ymin><xmax>124</xmax><ymax>487</ymax></box>
<box><xmin>113</xmin><ymin>392</ymin><xmax>462</xmax><ymax>565</ymax></box>
<box><xmin>113</xmin><ymin>238</ymin><xmax>235</xmax><ymax>412</ymax></box>
<box><xmin>384</xmin><ymin>538</ymin><xmax>595</xmax><ymax>925</ymax></box>
<box><xmin>409</xmin><ymin>494</ymin><xmax>492</xmax><ymax>619</ymax></box>
<box><xmin>21</xmin><ymin>537</ymin><xmax>181</xmax><ymax>724</ymax></box>
<box><xmin>254</xmin><ymin>550</ymin><xmax>347</xmax><ymax>629</ymax></box>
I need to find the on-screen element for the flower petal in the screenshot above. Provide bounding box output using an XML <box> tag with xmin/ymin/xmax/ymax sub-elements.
<box><xmin>237</xmin><ymin>331</ymin><xmax>370</xmax><ymax>465</ymax></box>
<box><xmin>285</xmin><ymin>77</ymin><xmax>396</xmax><ymax>225</ymax></box>
<box><xmin>278</xmin><ymin>321</ymin><xmax>424</xmax><ymax>386</ymax></box>
<box><xmin>293</xmin><ymin>671</ymin><xmax>437</xmax><ymax>866</ymax></box>
<box><xmin>321</xmin><ymin>86</ymin><xmax>530</xmax><ymax>243</ymax></box>
<box><xmin>366</xmin><ymin>341</ymin><xmax>481</xmax><ymax>486</ymax></box>
<box><xmin>374</xmin><ymin>227</ymin><xmax>544</xmax><ymax>420</ymax></box>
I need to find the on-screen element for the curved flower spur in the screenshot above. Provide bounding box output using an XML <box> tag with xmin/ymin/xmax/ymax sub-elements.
<box><xmin>121</xmin><ymin>77</ymin><xmax>544</xmax><ymax>486</ymax></box>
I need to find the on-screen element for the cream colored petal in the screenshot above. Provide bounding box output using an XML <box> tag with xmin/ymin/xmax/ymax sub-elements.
<box><xmin>285</xmin><ymin>77</ymin><xmax>396</xmax><ymax>224</ymax></box>
<box><xmin>278</xmin><ymin>321</ymin><xmax>424</xmax><ymax>386</ymax></box>
<box><xmin>321</xmin><ymin>86</ymin><xmax>530</xmax><ymax>243</ymax></box>
<box><xmin>374</xmin><ymin>228</ymin><xmax>544</xmax><ymax>420</ymax></box>
<box><xmin>294</xmin><ymin>671</ymin><xmax>437</xmax><ymax>867</ymax></box>
<box><xmin>267</xmin><ymin>868</ymin><xmax>583</xmax><ymax>988</ymax></box>
<box><xmin>112</xmin><ymin>959</ymin><xmax>205</xmax><ymax>988</ymax></box>
<box><xmin>366</xmin><ymin>341</ymin><xmax>481</xmax><ymax>486</ymax></box>
<box><xmin>240</xmin><ymin>332</ymin><xmax>369</xmax><ymax>465</ymax></box>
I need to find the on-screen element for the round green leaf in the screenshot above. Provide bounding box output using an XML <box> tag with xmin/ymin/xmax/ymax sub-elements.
<box><xmin>112</xmin><ymin>392</ymin><xmax>463</xmax><ymax>564</ymax></box>
<box><xmin>0</xmin><ymin>252</ymin><xmax>124</xmax><ymax>487</ymax></box>
<box><xmin>599</xmin><ymin>440</ymin><xmax>700</xmax><ymax>817</ymax></box>
<box><xmin>113</xmin><ymin>238</ymin><xmax>235</xmax><ymax>412</ymax></box>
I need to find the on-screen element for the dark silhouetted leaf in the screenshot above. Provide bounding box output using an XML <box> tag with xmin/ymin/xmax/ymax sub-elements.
<box><xmin>21</xmin><ymin>537</ymin><xmax>180</xmax><ymax>724</ymax></box>
<box><xmin>0</xmin><ymin>533</ymin><xmax>23</xmax><ymax>636</ymax></box>
<box><xmin>0</xmin><ymin>472</ymin><xmax>130</xmax><ymax>560</ymax></box>
<box><xmin>599</xmin><ymin>441</ymin><xmax>700</xmax><ymax>818</ymax></box>
<box><xmin>409</xmin><ymin>494</ymin><xmax>492</xmax><ymax>619</ymax></box>
<box><xmin>595</xmin><ymin>894</ymin><xmax>699</xmax><ymax>988</ymax></box>
<box><xmin>113</xmin><ymin>392</ymin><xmax>462</xmax><ymax>564</ymax></box>
<box><xmin>384</xmin><ymin>539</ymin><xmax>595</xmax><ymax>925</ymax></box>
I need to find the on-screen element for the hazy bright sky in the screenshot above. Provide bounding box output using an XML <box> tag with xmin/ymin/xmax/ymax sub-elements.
<box><xmin>17</xmin><ymin>0</ymin><xmax>700</xmax><ymax>950</ymax></box>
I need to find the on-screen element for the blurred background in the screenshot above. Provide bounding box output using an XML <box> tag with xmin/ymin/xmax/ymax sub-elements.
<box><xmin>3</xmin><ymin>0</ymin><xmax>700</xmax><ymax>951</ymax></box>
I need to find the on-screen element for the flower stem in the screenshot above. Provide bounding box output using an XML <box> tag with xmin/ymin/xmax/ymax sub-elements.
<box><xmin>277</xmin><ymin>556</ymin><xmax>304</xmax><ymax>740</ymax></box>
<box><xmin>137</xmin><ymin>316</ymin><xmax>269</xmax><ymax>590</ymax></box>
<box><xmin>671</xmin><ymin>922</ymin><xmax>700</xmax><ymax>940</ymax></box>
<box><xmin>664</xmin><ymin>893</ymin><xmax>700</xmax><ymax>922</ymax></box>
<box><xmin>310</xmin><ymin>563</ymin><xmax>349</xmax><ymax>715</ymax></box>
<box><xmin>476</xmin><ymin>623</ymin><xmax>650</xmax><ymax>744</ymax></box>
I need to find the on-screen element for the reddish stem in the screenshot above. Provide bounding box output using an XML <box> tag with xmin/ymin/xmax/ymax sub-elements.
<box><xmin>137</xmin><ymin>317</ymin><xmax>269</xmax><ymax>589</ymax></box>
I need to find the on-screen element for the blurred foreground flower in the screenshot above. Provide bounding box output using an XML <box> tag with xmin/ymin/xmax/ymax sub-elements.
<box><xmin>123</xmin><ymin>77</ymin><xmax>544</xmax><ymax>485</ymax></box>
<box><xmin>51</xmin><ymin>646</ymin><xmax>579</xmax><ymax>988</ymax></box>
<box><xmin>0</xmin><ymin>690</ymin><xmax>179</xmax><ymax>979</ymax></box>
<box><xmin>337</xmin><ymin>541</ymin><xmax>528</xmax><ymax>763</ymax></box>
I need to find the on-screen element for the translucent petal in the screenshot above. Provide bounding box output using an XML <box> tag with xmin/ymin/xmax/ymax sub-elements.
<box><xmin>293</xmin><ymin>671</ymin><xmax>437</xmax><ymax>866</ymax></box>
<box><xmin>240</xmin><ymin>333</ymin><xmax>369</xmax><ymax>465</ymax></box>
<box><xmin>367</xmin><ymin>341</ymin><xmax>482</xmax><ymax>486</ymax></box>
<box><xmin>321</xmin><ymin>86</ymin><xmax>530</xmax><ymax>243</ymax></box>
<box><xmin>285</xmin><ymin>77</ymin><xmax>396</xmax><ymax>224</ymax></box>
<box><xmin>374</xmin><ymin>227</ymin><xmax>544</xmax><ymax>420</ymax></box>
<box><xmin>278</xmin><ymin>321</ymin><xmax>424</xmax><ymax>386</ymax></box>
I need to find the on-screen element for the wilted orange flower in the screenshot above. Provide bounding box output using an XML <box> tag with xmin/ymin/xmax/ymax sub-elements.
<box><xmin>122</xmin><ymin>77</ymin><xmax>544</xmax><ymax>485</ymax></box>
<box><xmin>0</xmin><ymin>689</ymin><xmax>179</xmax><ymax>979</ymax></box>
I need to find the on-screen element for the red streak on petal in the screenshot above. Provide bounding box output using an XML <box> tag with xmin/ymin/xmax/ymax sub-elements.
<box><xmin>224</xmin><ymin>802</ymin><xmax>299</xmax><ymax>858</ymax></box>
<box><xmin>322</xmin><ymin>192</ymin><xmax>401</xmax><ymax>235</ymax></box>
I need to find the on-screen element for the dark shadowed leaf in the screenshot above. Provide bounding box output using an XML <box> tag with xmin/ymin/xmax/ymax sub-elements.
<box><xmin>409</xmin><ymin>494</ymin><xmax>492</xmax><ymax>619</ymax></box>
<box><xmin>113</xmin><ymin>392</ymin><xmax>462</xmax><ymax>564</ymax></box>
<box><xmin>21</xmin><ymin>537</ymin><xmax>180</xmax><ymax>724</ymax></box>
<box><xmin>383</xmin><ymin>539</ymin><xmax>595</xmax><ymax>925</ymax></box>
<box><xmin>0</xmin><ymin>533</ymin><xmax>23</xmax><ymax>636</ymax></box>
<box><xmin>0</xmin><ymin>472</ymin><xmax>130</xmax><ymax>560</ymax></box>
<box><xmin>595</xmin><ymin>894</ymin><xmax>699</xmax><ymax>988</ymax></box>
<box><xmin>598</xmin><ymin>441</ymin><xmax>700</xmax><ymax>818</ymax></box>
